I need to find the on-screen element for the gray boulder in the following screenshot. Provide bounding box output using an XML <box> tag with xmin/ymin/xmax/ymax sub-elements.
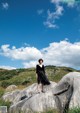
<box><xmin>3</xmin><ymin>72</ymin><xmax>80</xmax><ymax>113</ymax></box>
<box><xmin>53</xmin><ymin>72</ymin><xmax>80</xmax><ymax>113</ymax></box>
<box><xmin>8</xmin><ymin>81</ymin><xmax>57</xmax><ymax>113</ymax></box>
<box><xmin>5</xmin><ymin>85</ymin><xmax>18</xmax><ymax>92</ymax></box>
<box><xmin>2</xmin><ymin>90</ymin><xmax>21</xmax><ymax>102</ymax></box>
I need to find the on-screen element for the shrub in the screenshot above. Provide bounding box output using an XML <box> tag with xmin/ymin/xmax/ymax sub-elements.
<box><xmin>0</xmin><ymin>87</ymin><xmax>5</xmax><ymax>98</ymax></box>
<box><xmin>68</xmin><ymin>107</ymin><xmax>80</xmax><ymax>113</ymax></box>
<box><xmin>0</xmin><ymin>98</ymin><xmax>11</xmax><ymax>110</ymax></box>
<box><xmin>1</xmin><ymin>81</ymin><xmax>11</xmax><ymax>88</ymax></box>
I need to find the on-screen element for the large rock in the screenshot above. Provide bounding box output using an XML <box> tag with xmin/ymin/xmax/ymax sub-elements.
<box><xmin>2</xmin><ymin>85</ymin><xmax>19</xmax><ymax>102</ymax></box>
<box><xmin>3</xmin><ymin>72</ymin><xmax>80</xmax><ymax>113</ymax></box>
<box><xmin>7</xmin><ymin>81</ymin><xmax>57</xmax><ymax>113</ymax></box>
<box><xmin>5</xmin><ymin>85</ymin><xmax>18</xmax><ymax>92</ymax></box>
<box><xmin>2</xmin><ymin>90</ymin><xmax>21</xmax><ymax>102</ymax></box>
<box><xmin>53</xmin><ymin>72</ymin><xmax>80</xmax><ymax>113</ymax></box>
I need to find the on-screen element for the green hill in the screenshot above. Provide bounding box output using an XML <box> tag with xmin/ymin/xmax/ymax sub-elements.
<box><xmin>0</xmin><ymin>65</ymin><xmax>79</xmax><ymax>89</ymax></box>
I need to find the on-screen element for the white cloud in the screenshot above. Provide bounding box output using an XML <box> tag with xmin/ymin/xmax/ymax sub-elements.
<box><xmin>63</xmin><ymin>0</ymin><xmax>76</xmax><ymax>7</ymax></box>
<box><xmin>51</xmin><ymin>0</ymin><xmax>76</xmax><ymax>7</ymax></box>
<box><xmin>0</xmin><ymin>65</ymin><xmax>16</xmax><ymax>70</ymax></box>
<box><xmin>2</xmin><ymin>2</ymin><xmax>9</xmax><ymax>10</ymax></box>
<box><xmin>24</xmin><ymin>43</ymin><xmax>30</xmax><ymax>47</ymax></box>
<box><xmin>23</xmin><ymin>61</ymin><xmax>37</xmax><ymax>68</ymax></box>
<box><xmin>0</xmin><ymin>45</ymin><xmax>42</xmax><ymax>61</ymax></box>
<box><xmin>51</xmin><ymin>0</ymin><xmax>61</xmax><ymax>4</ymax></box>
<box><xmin>67</xmin><ymin>2</ymin><xmax>75</xmax><ymax>8</ymax></box>
<box><xmin>56</xmin><ymin>5</ymin><xmax>64</xmax><ymax>15</ymax></box>
<box><xmin>37</xmin><ymin>9</ymin><xmax>44</xmax><ymax>15</ymax></box>
<box><xmin>44</xmin><ymin>21</ymin><xmax>58</xmax><ymax>28</ymax></box>
<box><xmin>1</xmin><ymin>40</ymin><xmax>80</xmax><ymax>69</ymax></box>
<box><xmin>24</xmin><ymin>40</ymin><xmax>80</xmax><ymax>69</ymax></box>
<box><xmin>44</xmin><ymin>0</ymin><xmax>78</xmax><ymax>28</ymax></box>
<box><xmin>44</xmin><ymin>5</ymin><xmax>64</xmax><ymax>28</ymax></box>
<box><xmin>41</xmin><ymin>40</ymin><xmax>80</xmax><ymax>68</ymax></box>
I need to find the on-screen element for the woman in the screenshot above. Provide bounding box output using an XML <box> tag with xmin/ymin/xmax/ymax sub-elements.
<box><xmin>36</xmin><ymin>58</ymin><xmax>50</xmax><ymax>93</ymax></box>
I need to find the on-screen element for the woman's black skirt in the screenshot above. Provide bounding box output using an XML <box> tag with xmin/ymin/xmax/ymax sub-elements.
<box><xmin>37</xmin><ymin>71</ymin><xmax>50</xmax><ymax>85</ymax></box>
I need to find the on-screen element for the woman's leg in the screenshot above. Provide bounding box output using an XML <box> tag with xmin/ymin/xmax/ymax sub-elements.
<box><xmin>37</xmin><ymin>83</ymin><xmax>41</xmax><ymax>92</ymax></box>
<box><xmin>40</xmin><ymin>84</ymin><xmax>44</xmax><ymax>92</ymax></box>
<box><xmin>37</xmin><ymin>83</ymin><xmax>43</xmax><ymax>92</ymax></box>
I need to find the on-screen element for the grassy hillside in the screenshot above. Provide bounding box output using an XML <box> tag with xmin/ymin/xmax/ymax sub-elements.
<box><xmin>0</xmin><ymin>65</ymin><xmax>78</xmax><ymax>89</ymax></box>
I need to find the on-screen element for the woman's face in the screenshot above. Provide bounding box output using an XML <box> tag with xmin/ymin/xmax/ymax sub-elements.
<box><xmin>39</xmin><ymin>60</ymin><xmax>43</xmax><ymax>64</ymax></box>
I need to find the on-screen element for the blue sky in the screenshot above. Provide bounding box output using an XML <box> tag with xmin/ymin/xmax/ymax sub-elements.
<box><xmin>0</xmin><ymin>0</ymin><xmax>80</xmax><ymax>69</ymax></box>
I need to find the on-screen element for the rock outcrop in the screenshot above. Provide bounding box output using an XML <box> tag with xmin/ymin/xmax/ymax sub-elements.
<box><xmin>2</xmin><ymin>72</ymin><xmax>80</xmax><ymax>113</ymax></box>
<box><xmin>2</xmin><ymin>90</ymin><xmax>21</xmax><ymax>102</ymax></box>
<box><xmin>5</xmin><ymin>85</ymin><xmax>18</xmax><ymax>92</ymax></box>
<box><xmin>53</xmin><ymin>72</ymin><xmax>80</xmax><ymax>113</ymax></box>
<box><xmin>3</xmin><ymin>81</ymin><xmax>57</xmax><ymax>113</ymax></box>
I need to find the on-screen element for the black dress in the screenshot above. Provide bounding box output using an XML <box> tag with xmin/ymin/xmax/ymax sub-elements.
<box><xmin>36</xmin><ymin>64</ymin><xmax>50</xmax><ymax>85</ymax></box>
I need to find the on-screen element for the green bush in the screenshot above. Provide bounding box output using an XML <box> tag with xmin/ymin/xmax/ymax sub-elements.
<box><xmin>68</xmin><ymin>107</ymin><xmax>80</xmax><ymax>113</ymax></box>
<box><xmin>43</xmin><ymin>108</ymin><xmax>80</xmax><ymax>113</ymax></box>
<box><xmin>0</xmin><ymin>69</ymin><xmax>27</xmax><ymax>81</ymax></box>
<box><xmin>43</xmin><ymin>109</ymin><xmax>58</xmax><ymax>113</ymax></box>
<box><xmin>1</xmin><ymin>81</ymin><xmax>12</xmax><ymax>88</ymax></box>
<box><xmin>0</xmin><ymin>87</ymin><xmax>5</xmax><ymax>98</ymax></box>
<box><xmin>0</xmin><ymin>87</ymin><xmax>11</xmax><ymax>111</ymax></box>
<box><xmin>0</xmin><ymin>98</ymin><xmax>11</xmax><ymax>110</ymax></box>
